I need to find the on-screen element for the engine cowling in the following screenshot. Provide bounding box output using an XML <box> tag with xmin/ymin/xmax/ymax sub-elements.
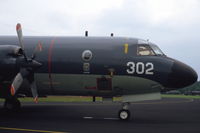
<box><xmin>0</xmin><ymin>45</ymin><xmax>23</xmax><ymax>56</ymax></box>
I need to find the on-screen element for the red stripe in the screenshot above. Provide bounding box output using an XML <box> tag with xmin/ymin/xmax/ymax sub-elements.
<box><xmin>48</xmin><ymin>39</ymin><xmax>55</xmax><ymax>88</ymax></box>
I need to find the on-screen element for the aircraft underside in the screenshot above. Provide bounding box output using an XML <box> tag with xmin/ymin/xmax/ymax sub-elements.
<box><xmin>35</xmin><ymin>74</ymin><xmax>162</xmax><ymax>97</ymax></box>
<box><xmin>0</xmin><ymin>74</ymin><xmax>162</xmax><ymax>120</ymax></box>
<box><xmin>0</xmin><ymin>74</ymin><xmax>162</xmax><ymax>99</ymax></box>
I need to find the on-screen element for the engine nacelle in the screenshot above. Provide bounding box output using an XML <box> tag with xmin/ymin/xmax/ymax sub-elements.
<box><xmin>0</xmin><ymin>45</ymin><xmax>23</xmax><ymax>57</ymax></box>
<box><xmin>0</xmin><ymin>45</ymin><xmax>23</xmax><ymax>80</ymax></box>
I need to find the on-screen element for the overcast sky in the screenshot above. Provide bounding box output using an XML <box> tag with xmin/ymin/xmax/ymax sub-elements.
<box><xmin>0</xmin><ymin>0</ymin><xmax>199</xmax><ymax>79</ymax></box>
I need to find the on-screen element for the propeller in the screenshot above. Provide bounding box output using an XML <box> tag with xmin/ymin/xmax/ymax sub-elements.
<box><xmin>10</xmin><ymin>23</ymin><xmax>42</xmax><ymax>103</ymax></box>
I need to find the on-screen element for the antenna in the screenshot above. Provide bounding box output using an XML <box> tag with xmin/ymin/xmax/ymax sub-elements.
<box><xmin>85</xmin><ymin>31</ymin><xmax>88</xmax><ymax>37</ymax></box>
<box><xmin>111</xmin><ymin>33</ymin><xmax>114</xmax><ymax>37</ymax></box>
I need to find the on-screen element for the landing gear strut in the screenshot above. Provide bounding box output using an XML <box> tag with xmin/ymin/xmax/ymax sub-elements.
<box><xmin>118</xmin><ymin>102</ymin><xmax>131</xmax><ymax>120</ymax></box>
<box><xmin>3</xmin><ymin>97</ymin><xmax>21</xmax><ymax>111</ymax></box>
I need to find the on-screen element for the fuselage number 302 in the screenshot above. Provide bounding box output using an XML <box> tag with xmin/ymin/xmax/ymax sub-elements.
<box><xmin>126</xmin><ymin>62</ymin><xmax>154</xmax><ymax>75</ymax></box>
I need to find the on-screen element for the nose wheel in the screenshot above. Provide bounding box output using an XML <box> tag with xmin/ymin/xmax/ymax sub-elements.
<box><xmin>118</xmin><ymin>102</ymin><xmax>131</xmax><ymax>120</ymax></box>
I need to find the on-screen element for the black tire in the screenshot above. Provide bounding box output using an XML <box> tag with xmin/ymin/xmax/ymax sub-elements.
<box><xmin>4</xmin><ymin>98</ymin><xmax>21</xmax><ymax>112</ymax></box>
<box><xmin>118</xmin><ymin>109</ymin><xmax>130</xmax><ymax>120</ymax></box>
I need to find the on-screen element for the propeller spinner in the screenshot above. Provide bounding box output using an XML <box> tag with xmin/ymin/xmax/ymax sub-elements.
<box><xmin>11</xmin><ymin>23</ymin><xmax>42</xmax><ymax>103</ymax></box>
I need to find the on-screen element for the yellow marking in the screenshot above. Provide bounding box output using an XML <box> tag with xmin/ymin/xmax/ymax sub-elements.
<box><xmin>0</xmin><ymin>127</ymin><xmax>68</xmax><ymax>133</ymax></box>
<box><xmin>124</xmin><ymin>43</ymin><xmax>129</xmax><ymax>54</ymax></box>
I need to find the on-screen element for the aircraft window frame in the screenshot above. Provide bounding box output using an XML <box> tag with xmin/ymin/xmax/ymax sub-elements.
<box><xmin>137</xmin><ymin>45</ymin><xmax>156</xmax><ymax>56</ymax></box>
<box><xmin>150</xmin><ymin>44</ymin><xmax>165</xmax><ymax>56</ymax></box>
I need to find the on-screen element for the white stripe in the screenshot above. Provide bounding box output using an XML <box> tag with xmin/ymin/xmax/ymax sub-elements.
<box><xmin>103</xmin><ymin>118</ymin><xmax>118</xmax><ymax>120</ymax></box>
<box><xmin>83</xmin><ymin>117</ymin><xmax>93</xmax><ymax>119</ymax></box>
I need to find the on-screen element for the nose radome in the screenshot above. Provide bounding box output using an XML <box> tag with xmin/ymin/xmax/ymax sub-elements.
<box><xmin>167</xmin><ymin>61</ymin><xmax>198</xmax><ymax>88</ymax></box>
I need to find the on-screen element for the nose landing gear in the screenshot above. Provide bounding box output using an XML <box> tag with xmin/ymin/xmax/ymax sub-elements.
<box><xmin>118</xmin><ymin>102</ymin><xmax>131</xmax><ymax>120</ymax></box>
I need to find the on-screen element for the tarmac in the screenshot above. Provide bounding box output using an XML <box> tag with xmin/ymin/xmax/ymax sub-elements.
<box><xmin>0</xmin><ymin>98</ymin><xmax>200</xmax><ymax>133</ymax></box>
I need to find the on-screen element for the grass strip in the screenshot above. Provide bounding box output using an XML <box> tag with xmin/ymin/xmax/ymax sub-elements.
<box><xmin>162</xmin><ymin>94</ymin><xmax>200</xmax><ymax>99</ymax></box>
<box><xmin>0</xmin><ymin>95</ymin><xmax>199</xmax><ymax>103</ymax></box>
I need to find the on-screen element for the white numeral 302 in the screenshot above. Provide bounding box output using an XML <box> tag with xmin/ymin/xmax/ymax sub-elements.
<box><xmin>126</xmin><ymin>62</ymin><xmax>154</xmax><ymax>75</ymax></box>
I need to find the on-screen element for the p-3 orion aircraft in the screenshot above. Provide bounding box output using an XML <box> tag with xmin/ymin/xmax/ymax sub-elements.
<box><xmin>0</xmin><ymin>23</ymin><xmax>198</xmax><ymax>120</ymax></box>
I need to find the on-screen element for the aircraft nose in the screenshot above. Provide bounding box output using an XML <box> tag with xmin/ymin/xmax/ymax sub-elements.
<box><xmin>167</xmin><ymin>61</ymin><xmax>198</xmax><ymax>88</ymax></box>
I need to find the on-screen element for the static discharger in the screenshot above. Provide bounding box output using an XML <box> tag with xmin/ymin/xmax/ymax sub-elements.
<box><xmin>124</xmin><ymin>43</ymin><xmax>129</xmax><ymax>54</ymax></box>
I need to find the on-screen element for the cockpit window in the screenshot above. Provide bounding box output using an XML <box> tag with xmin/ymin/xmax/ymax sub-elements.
<box><xmin>137</xmin><ymin>44</ymin><xmax>165</xmax><ymax>56</ymax></box>
<box><xmin>150</xmin><ymin>44</ymin><xmax>165</xmax><ymax>56</ymax></box>
<box><xmin>137</xmin><ymin>45</ymin><xmax>155</xmax><ymax>56</ymax></box>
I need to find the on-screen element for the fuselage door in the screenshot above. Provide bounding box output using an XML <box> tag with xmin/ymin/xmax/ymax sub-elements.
<box><xmin>97</xmin><ymin>77</ymin><xmax>112</xmax><ymax>91</ymax></box>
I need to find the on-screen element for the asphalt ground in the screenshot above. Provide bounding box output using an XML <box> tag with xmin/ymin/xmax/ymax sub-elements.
<box><xmin>0</xmin><ymin>98</ymin><xmax>200</xmax><ymax>133</ymax></box>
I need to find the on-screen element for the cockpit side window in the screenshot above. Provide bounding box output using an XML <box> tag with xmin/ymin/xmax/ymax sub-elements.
<box><xmin>137</xmin><ymin>45</ymin><xmax>155</xmax><ymax>56</ymax></box>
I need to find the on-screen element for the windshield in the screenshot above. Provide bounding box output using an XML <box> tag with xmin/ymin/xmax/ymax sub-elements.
<box><xmin>150</xmin><ymin>44</ymin><xmax>165</xmax><ymax>56</ymax></box>
<box><xmin>137</xmin><ymin>44</ymin><xmax>165</xmax><ymax>56</ymax></box>
<box><xmin>137</xmin><ymin>45</ymin><xmax>155</xmax><ymax>56</ymax></box>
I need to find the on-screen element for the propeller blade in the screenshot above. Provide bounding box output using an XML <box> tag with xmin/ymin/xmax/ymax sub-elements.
<box><xmin>31</xmin><ymin>41</ymin><xmax>43</xmax><ymax>59</ymax></box>
<box><xmin>16</xmin><ymin>23</ymin><xmax>24</xmax><ymax>51</ymax></box>
<box><xmin>10</xmin><ymin>73</ymin><xmax>23</xmax><ymax>96</ymax></box>
<box><xmin>30</xmin><ymin>81</ymin><xmax>38</xmax><ymax>103</ymax></box>
<box><xmin>10</xmin><ymin>68</ymin><xmax>29</xmax><ymax>96</ymax></box>
<box><xmin>16</xmin><ymin>23</ymin><xmax>27</xmax><ymax>60</ymax></box>
<box><xmin>27</xmin><ymin>72</ymin><xmax>39</xmax><ymax>103</ymax></box>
